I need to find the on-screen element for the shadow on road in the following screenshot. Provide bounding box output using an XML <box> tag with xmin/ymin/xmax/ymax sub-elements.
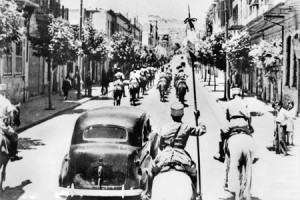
<box><xmin>92</xmin><ymin>96</ymin><xmax>113</xmax><ymax>101</ymax></box>
<box><xmin>18</xmin><ymin>138</ymin><xmax>45</xmax><ymax>150</ymax></box>
<box><xmin>1</xmin><ymin>180</ymin><xmax>31</xmax><ymax>200</ymax></box>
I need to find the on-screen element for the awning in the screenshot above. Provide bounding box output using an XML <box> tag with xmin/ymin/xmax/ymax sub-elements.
<box><xmin>246</xmin><ymin>1</ymin><xmax>295</xmax><ymax>36</ymax></box>
<box><xmin>15</xmin><ymin>0</ymin><xmax>39</xmax><ymax>9</ymax></box>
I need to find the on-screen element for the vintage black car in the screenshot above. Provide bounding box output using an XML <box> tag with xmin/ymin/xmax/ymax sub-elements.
<box><xmin>58</xmin><ymin>106</ymin><xmax>158</xmax><ymax>199</ymax></box>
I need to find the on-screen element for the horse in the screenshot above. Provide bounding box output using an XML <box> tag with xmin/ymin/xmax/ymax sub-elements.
<box><xmin>112</xmin><ymin>85</ymin><xmax>123</xmax><ymax>106</ymax></box>
<box><xmin>157</xmin><ymin>79</ymin><xmax>167</xmax><ymax>102</ymax></box>
<box><xmin>151</xmin><ymin>170</ymin><xmax>194</xmax><ymax>200</ymax></box>
<box><xmin>0</xmin><ymin>102</ymin><xmax>21</xmax><ymax>193</ymax></box>
<box><xmin>177</xmin><ymin>81</ymin><xmax>188</xmax><ymax>104</ymax></box>
<box><xmin>224</xmin><ymin>133</ymin><xmax>257</xmax><ymax>200</ymax></box>
<box><xmin>129</xmin><ymin>80</ymin><xmax>140</xmax><ymax>106</ymax></box>
<box><xmin>139</xmin><ymin>75</ymin><xmax>148</xmax><ymax>95</ymax></box>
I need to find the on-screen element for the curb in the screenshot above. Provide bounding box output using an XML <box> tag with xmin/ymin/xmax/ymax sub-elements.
<box><xmin>16</xmin><ymin>89</ymin><xmax>114</xmax><ymax>133</ymax></box>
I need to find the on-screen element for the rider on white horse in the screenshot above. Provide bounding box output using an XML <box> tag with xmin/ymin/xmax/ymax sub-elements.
<box><xmin>114</xmin><ymin>67</ymin><xmax>126</xmax><ymax>97</ymax></box>
<box><xmin>129</xmin><ymin>69</ymin><xmax>140</xmax><ymax>84</ymax></box>
<box><xmin>151</xmin><ymin>102</ymin><xmax>206</xmax><ymax>194</ymax></box>
<box><xmin>213</xmin><ymin>88</ymin><xmax>255</xmax><ymax>163</ymax></box>
<box><xmin>0</xmin><ymin>94</ymin><xmax>21</xmax><ymax>161</ymax></box>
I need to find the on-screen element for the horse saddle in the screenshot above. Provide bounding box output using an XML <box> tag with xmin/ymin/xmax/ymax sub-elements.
<box><xmin>160</xmin><ymin>161</ymin><xmax>185</xmax><ymax>173</ymax></box>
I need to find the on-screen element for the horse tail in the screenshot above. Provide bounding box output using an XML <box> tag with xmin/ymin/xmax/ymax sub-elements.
<box><xmin>241</xmin><ymin>150</ymin><xmax>252</xmax><ymax>200</ymax></box>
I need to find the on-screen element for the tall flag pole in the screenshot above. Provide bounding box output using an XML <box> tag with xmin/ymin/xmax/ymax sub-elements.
<box><xmin>184</xmin><ymin>5</ymin><xmax>202</xmax><ymax>200</ymax></box>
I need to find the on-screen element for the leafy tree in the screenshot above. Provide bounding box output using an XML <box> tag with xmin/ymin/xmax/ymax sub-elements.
<box><xmin>109</xmin><ymin>32</ymin><xmax>136</xmax><ymax>71</ymax></box>
<box><xmin>30</xmin><ymin>14</ymin><xmax>79</xmax><ymax>109</ymax></box>
<box><xmin>81</xmin><ymin>19</ymin><xmax>108</xmax><ymax>65</ymax></box>
<box><xmin>224</xmin><ymin>31</ymin><xmax>253</xmax><ymax>74</ymax></box>
<box><xmin>224</xmin><ymin>31</ymin><xmax>253</xmax><ymax>92</ymax></box>
<box><xmin>0</xmin><ymin>0</ymin><xmax>24</xmax><ymax>55</ymax></box>
<box><xmin>249</xmin><ymin>40</ymin><xmax>282</xmax><ymax>100</ymax></box>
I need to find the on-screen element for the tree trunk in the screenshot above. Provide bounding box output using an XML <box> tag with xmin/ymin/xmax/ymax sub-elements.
<box><xmin>208</xmin><ymin>66</ymin><xmax>211</xmax><ymax>86</ymax></box>
<box><xmin>204</xmin><ymin>65</ymin><xmax>207</xmax><ymax>81</ymax></box>
<box><xmin>214</xmin><ymin>66</ymin><xmax>217</xmax><ymax>91</ymax></box>
<box><xmin>47</xmin><ymin>59</ymin><xmax>54</xmax><ymax>110</ymax></box>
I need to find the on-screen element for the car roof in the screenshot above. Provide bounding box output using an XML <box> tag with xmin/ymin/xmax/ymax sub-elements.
<box><xmin>71</xmin><ymin>106</ymin><xmax>148</xmax><ymax>144</ymax></box>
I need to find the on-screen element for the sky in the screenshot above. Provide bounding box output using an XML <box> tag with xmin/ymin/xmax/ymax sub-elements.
<box><xmin>61</xmin><ymin>0</ymin><xmax>214</xmax><ymax>29</ymax></box>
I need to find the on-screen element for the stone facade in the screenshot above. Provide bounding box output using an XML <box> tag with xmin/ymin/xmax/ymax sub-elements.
<box><xmin>211</xmin><ymin>0</ymin><xmax>300</xmax><ymax>114</ymax></box>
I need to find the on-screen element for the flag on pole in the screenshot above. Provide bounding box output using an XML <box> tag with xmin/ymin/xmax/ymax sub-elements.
<box><xmin>183</xmin><ymin>5</ymin><xmax>198</xmax><ymax>57</ymax></box>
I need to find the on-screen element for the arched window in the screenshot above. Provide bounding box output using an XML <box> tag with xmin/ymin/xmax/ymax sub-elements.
<box><xmin>292</xmin><ymin>34</ymin><xmax>298</xmax><ymax>88</ymax></box>
<box><xmin>286</xmin><ymin>36</ymin><xmax>291</xmax><ymax>86</ymax></box>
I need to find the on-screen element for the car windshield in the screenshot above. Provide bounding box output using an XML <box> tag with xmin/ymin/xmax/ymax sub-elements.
<box><xmin>83</xmin><ymin>125</ymin><xmax>127</xmax><ymax>142</ymax></box>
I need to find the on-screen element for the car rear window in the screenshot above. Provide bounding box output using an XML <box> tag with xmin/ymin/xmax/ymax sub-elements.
<box><xmin>83</xmin><ymin>125</ymin><xmax>127</xmax><ymax>142</ymax></box>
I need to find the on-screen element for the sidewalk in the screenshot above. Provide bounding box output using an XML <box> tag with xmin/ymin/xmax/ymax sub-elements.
<box><xmin>16</xmin><ymin>82</ymin><xmax>114</xmax><ymax>133</ymax></box>
<box><xmin>197</xmin><ymin>70</ymin><xmax>300</xmax><ymax>149</ymax></box>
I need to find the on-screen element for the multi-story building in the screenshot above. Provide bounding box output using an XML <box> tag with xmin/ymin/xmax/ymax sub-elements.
<box><xmin>0</xmin><ymin>0</ymin><xmax>69</xmax><ymax>102</ymax></box>
<box><xmin>211</xmin><ymin>0</ymin><xmax>300</xmax><ymax>115</ymax></box>
<box><xmin>131</xmin><ymin>17</ymin><xmax>143</xmax><ymax>42</ymax></box>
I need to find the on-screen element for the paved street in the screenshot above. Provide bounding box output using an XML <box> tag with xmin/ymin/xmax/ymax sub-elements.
<box><xmin>1</xmin><ymin>55</ymin><xmax>299</xmax><ymax>200</ymax></box>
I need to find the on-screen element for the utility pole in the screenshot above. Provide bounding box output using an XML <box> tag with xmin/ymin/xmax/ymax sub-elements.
<box><xmin>223</xmin><ymin>0</ymin><xmax>230</xmax><ymax>100</ymax></box>
<box><xmin>77</xmin><ymin>0</ymin><xmax>83</xmax><ymax>99</ymax></box>
<box><xmin>221</xmin><ymin>0</ymin><xmax>230</xmax><ymax>101</ymax></box>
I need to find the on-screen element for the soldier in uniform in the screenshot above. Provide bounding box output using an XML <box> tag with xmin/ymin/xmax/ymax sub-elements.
<box><xmin>0</xmin><ymin>94</ymin><xmax>22</xmax><ymax>161</ymax></box>
<box><xmin>152</xmin><ymin>102</ymin><xmax>206</xmax><ymax>191</ymax></box>
<box><xmin>114</xmin><ymin>67</ymin><xmax>126</xmax><ymax>97</ymax></box>
<box><xmin>213</xmin><ymin>88</ymin><xmax>255</xmax><ymax>163</ymax></box>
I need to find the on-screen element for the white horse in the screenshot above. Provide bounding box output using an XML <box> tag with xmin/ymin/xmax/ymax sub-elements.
<box><xmin>151</xmin><ymin>170</ymin><xmax>194</xmax><ymax>200</ymax></box>
<box><xmin>225</xmin><ymin>134</ymin><xmax>257</xmax><ymax>200</ymax></box>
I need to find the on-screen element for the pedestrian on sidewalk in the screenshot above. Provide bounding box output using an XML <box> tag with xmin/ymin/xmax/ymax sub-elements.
<box><xmin>101</xmin><ymin>69</ymin><xmax>109</xmax><ymax>95</ymax></box>
<box><xmin>286</xmin><ymin>100</ymin><xmax>296</xmax><ymax>146</ymax></box>
<box><xmin>85</xmin><ymin>72</ymin><xmax>93</xmax><ymax>97</ymax></box>
<box><xmin>274</xmin><ymin>101</ymin><xmax>289</xmax><ymax>156</ymax></box>
<box><xmin>62</xmin><ymin>76</ymin><xmax>72</xmax><ymax>100</ymax></box>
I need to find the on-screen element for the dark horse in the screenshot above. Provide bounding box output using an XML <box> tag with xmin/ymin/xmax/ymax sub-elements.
<box><xmin>177</xmin><ymin>81</ymin><xmax>188</xmax><ymax>104</ymax></box>
<box><xmin>129</xmin><ymin>80</ymin><xmax>140</xmax><ymax>106</ymax></box>
<box><xmin>0</xmin><ymin>102</ymin><xmax>21</xmax><ymax>193</ymax></box>
<box><xmin>157</xmin><ymin>78</ymin><xmax>168</xmax><ymax>102</ymax></box>
<box><xmin>113</xmin><ymin>85</ymin><xmax>123</xmax><ymax>106</ymax></box>
<box><xmin>139</xmin><ymin>75</ymin><xmax>148</xmax><ymax>95</ymax></box>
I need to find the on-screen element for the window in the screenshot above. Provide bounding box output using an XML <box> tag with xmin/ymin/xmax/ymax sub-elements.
<box><xmin>83</xmin><ymin>125</ymin><xmax>127</xmax><ymax>142</ymax></box>
<box><xmin>15</xmin><ymin>42</ymin><xmax>23</xmax><ymax>74</ymax></box>
<box><xmin>292</xmin><ymin>52</ymin><xmax>298</xmax><ymax>88</ymax></box>
<box><xmin>286</xmin><ymin>36</ymin><xmax>291</xmax><ymax>86</ymax></box>
<box><xmin>233</xmin><ymin>5</ymin><xmax>238</xmax><ymax>22</ymax></box>
<box><xmin>3</xmin><ymin>54</ymin><xmax>12</xmax><ymax>75</ymax></box>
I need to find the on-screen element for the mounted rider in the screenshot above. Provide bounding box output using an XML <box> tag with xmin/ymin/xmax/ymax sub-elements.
<box><xmin>129</xmin><ymin>68</ymin><xmax>140</xmax><ymax>85</ymax></box>
<box><xmin>156</xmin><ymin>71</ymin><xmax>167</xmax><ymax>89</ymax></box>
<box><xmin>114</xmin><ymin>67</ymin><xmax>126</xmax><ymax>97</ymax></box>
<box><xmin>0</xmin><ymin>94</ymin><xmax>22</xmax><ymax>161</ymax></box>
<box><xmin>151</xmin><ymin>102</ymin><xmax>206</xmax><ymax>193</ymax></box>
<box><xmin>213</xmin><ymin>88</ymin><xmax>255</xmax><ymax>163</ymax></box>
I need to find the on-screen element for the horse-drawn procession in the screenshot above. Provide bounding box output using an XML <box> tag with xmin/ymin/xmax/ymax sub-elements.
<box><xmin>0</xmin><ymin>57</ymin><xmax>262</xmax><ymax>200</ymax></box>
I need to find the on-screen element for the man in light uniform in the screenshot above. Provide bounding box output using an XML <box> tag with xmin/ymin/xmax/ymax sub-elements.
<box><xmin>114</xmin><ymin>67</ymin><xmax>126</xmax><ymax>97</ymax></box>
<box><xmin>152</xmin><ymin>102</ymin><xmax>206</xmax><ymax>191</ymax></box>
<box><xmin>213</xmin><ymin>88</ymin><xmax>254</xmax><ymax>163</ymax></box>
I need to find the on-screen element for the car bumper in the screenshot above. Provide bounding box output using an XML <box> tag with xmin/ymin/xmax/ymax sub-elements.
<box><xmin>57</xmin><ymin>186</ymin><xmax>143</xmax><ymax>198</ymax></box>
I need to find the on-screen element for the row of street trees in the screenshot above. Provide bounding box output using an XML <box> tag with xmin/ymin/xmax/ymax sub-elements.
<box><xmin>196</xmin><ymin>30</ymin><xmax>282</xmax><ymax>99</ymax></box>
<box><xmin>0</xmin><ymin>0</ymin><xmax>167</xmax><ymax>109</ymax></box>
